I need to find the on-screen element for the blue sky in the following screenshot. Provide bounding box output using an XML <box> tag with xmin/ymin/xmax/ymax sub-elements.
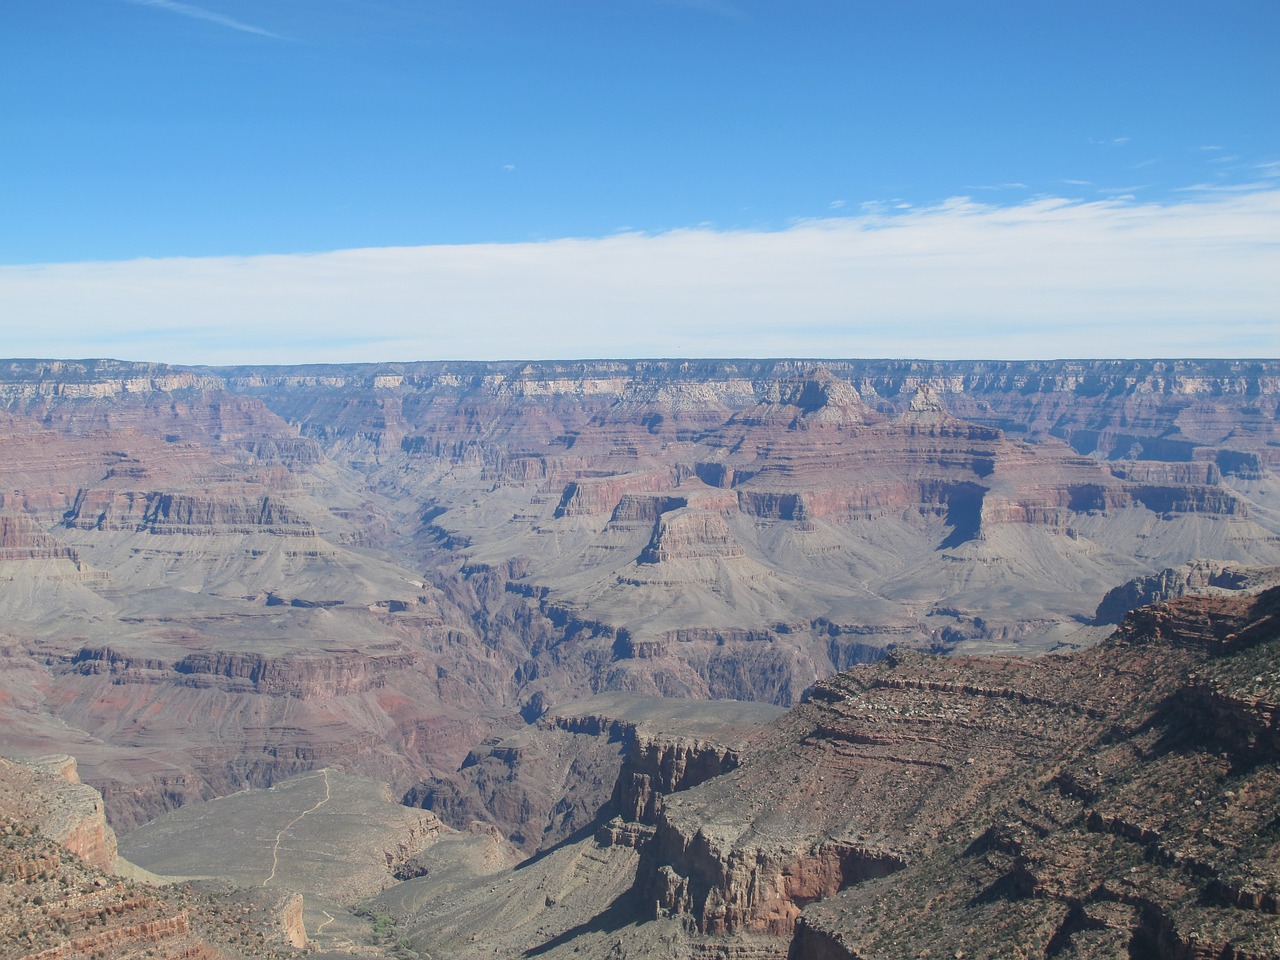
<box><xmin>2</xmin><ymin>1</ymin><xmax>1277</xmax><ymax>362</ymax></box>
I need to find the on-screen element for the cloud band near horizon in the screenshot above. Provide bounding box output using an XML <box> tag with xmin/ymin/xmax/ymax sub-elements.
<box><xmin>2</xmin><ymin>191</ymin><xmax>1277</xmax><ymax>365</ymax></box>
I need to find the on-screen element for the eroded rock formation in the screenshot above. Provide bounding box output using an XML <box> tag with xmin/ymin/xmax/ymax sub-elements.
<box><xmin>641</xmin><ymin>586</ymin><xmax>1280</xmax><ymax>956</ymax></box>
<box><xmin>405</xmin><ymin>693</ymin><xmax>782</xmax><ymax>853</ymax></box>
<box><xmin>0</xmin><ymin>756</ymin><xmax>301</xmax><ymax>959</ymax></box>
<box><xmin>0</xmin><ymin>757</ymin><xmax>117</xmax><ymax>872</ymax></box>
<box><xmin>1</xmin><ymin>357</ymin><xmax>1278</xmax><ymax>837</ymax></box>
<box><xmin>385</xmin><ymin>581</ymin><xmax>1280</xmax><ymax>960</ymax></box>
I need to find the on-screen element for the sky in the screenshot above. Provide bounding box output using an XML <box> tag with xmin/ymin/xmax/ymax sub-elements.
<box><xmin>1</xmin><ymin>0</ymin><xmax>1277</xmax><ymax>363</ymax></box>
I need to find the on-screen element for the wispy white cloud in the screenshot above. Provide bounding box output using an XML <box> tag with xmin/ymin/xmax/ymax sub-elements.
<box><xmin>122</xmin><ymin>0</ymin><xmax>281</xmax><ymax>38</ymax></box>
<box><xmin>1176</xmin><ymin>179</ymin><xmax>1278</xmax><ymax>194</ymax></box>
<box><xmin>2</xmin><ymin>190</ymin><xmax>1277</xmax><ymax>364</ymax></box>
<box><xmin>964</xmin><ymin>182</ymin><xmax>1028</xmax><ymax>191</ymax></box>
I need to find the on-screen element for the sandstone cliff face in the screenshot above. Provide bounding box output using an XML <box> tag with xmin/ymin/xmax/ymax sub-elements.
<box><xmin>611</xmin><ymin>734</ymin><xmax>741</xmax><ymax>826</ymax></box>
<box><xmin>0</xmin><ymin>756</ymin><xmax>118</xmax><ymax>873</ymax></box>
<box><xmin>69</xmin><ymin>645</ymin><xmax>416</xmax><ymax>698</ymax></box>
<box><xmin>64</xmin><ymin>490</ymin><xmax>316</xmax><ymax>537</ymax></box>
<box><xmin>385</xmin><ymin>582</ymin><xmax>1280</xmax><ymax>960</ymax></box>
<box><xmin>0</xmin><ymin>515</ymin><xmax>80</xmax><ymax>563</ymax></box>
<box><xmin>1094</xmin><ymin>558</ymin><xmax>1280</xmax><ymax>623</ymax></box>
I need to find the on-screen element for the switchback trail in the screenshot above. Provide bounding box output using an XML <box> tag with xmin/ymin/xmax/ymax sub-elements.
<box><xmin>262</xmin><ymin>768</ymin><xmax>332</xmax><ymax>887</ymax></box>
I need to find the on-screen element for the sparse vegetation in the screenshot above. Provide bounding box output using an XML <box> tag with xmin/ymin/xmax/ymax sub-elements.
<box><xmin>354</xmin><ymin>905</ymin><xmax>422</xmax><ymax>958</ymax></box>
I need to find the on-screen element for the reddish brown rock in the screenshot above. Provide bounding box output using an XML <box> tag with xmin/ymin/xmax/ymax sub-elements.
<box><xmin>405</xmin><ymin>693</ymin><xmax>782</xmax><ymax>854</ymax></box>
<box><xmin>0</xmin><ymin>754</ymin><xmax>300</xmax><ymax>960</ymax></box>
<box><xmin>640</xmin><ymin>586</ymin><xmax>1280</xmax><ymax>957</ymax></box>
<box><xmin>0</xmin><ymin>357</ymin><xmax>1278</xmax><ymax>839</ymax></box>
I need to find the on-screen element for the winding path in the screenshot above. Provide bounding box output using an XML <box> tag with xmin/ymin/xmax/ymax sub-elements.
<box><xmin>262</xmin><ymin>768</ymin><xmax>332</xmax><ymax>887</ymax></box>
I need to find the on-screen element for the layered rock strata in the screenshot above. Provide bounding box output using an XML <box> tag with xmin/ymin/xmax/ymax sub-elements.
<box><xmin>405</xmin><ymin>693</ymin><xmax>783</xmax><ymax>854</ymax></box>
<box><xmin>1094</xmin><ymin>558</ymin><xmax>1280</xmax><ymax>623</ymax></box>
<box><xmin>639</xmin><ymin>586</ymin><xmax>1280</xmax><ymax>957</ymax></box>
<box><xmin>384</xmin><ymin>582</ymin><xmax>1280</xmax><ymax>959</ymax></box>
<box><xmin>0</xmin><ymin>757</ymin><xmax>117</xmax><ymax>872</ymax></box>
<box><xmin>1</xmin><ymin>357</ymin><xmax>1278</xmax><ymax>836</ymax></box>
<box><xmin>0</xmin><ymin>756</ymin><xmax>301</xmax><ymax>960</ymax></box>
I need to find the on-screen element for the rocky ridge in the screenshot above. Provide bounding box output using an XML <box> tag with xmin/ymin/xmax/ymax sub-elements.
<box><xmin>0</xmin><ymin>757</ymin><xmax>117</xmax><ymax>874</ymax></box>
<box><xmin>645</xmin><ymin>586</ymin><xmax>1280</xmax><ymax>957</ymax></box>
<box><xmin>1095</xmin><ymin>558</ymin><xmax>1280</xmax><ymax>623</ymax></box>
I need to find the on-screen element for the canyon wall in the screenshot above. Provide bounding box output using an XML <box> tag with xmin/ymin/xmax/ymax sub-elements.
<box><xmin>639</xmin><ymin>586</ymin><xmax>1280</xmax><ymax>955</ymax></box>
<box><xmin>1</xmin><ymin>357</ymin><xmax>1278</xmax><ymax>837</ymax></box>
<box><xmin>390</xmin><ymin>579</ymin><xmax>1280</xmax><ymax>960</ymax></box>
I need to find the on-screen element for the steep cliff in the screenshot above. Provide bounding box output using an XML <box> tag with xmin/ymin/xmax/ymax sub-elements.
<box><xmin>645</xmin><ymin>585</ymin><xmax>1280</xmax><ymax>957</ymax></box>
<box><xmin>0</xmin><ymin>756</ymin><xmax>117</xmax><ymax>872</ymax></box>
<box><xmin>404</xmin><ymin>693</ymin><xmax>783</xmax><ymax>853</ymax></box>
<box><xmin>1095</xmin><ymin>558</ymin><xmax>1280</xmax><ymax>623</ymax></box>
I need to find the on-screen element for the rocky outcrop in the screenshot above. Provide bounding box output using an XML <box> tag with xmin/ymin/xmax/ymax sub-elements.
<box><xmin>610</xmin><ymin>735</ymin><xmax>743</xmax><ymax>826</ymax></box>
<box><xmin>406</xmin><ymin>694</ymin><xmax>782</xmax><ymax>854</ymax></box>
<box><xmin>0</xmin><ymin>756</ymin><xmax>117</xmax><ymax>872</ymax></box>
<box><xmin>0</xmin><ymin>515</ymin><xmax>80</xmax><ymax>563</ymax></box>
<box><xmin>638</xmin><ymin>509</ymin><xmax>746</xmax><ymax>564</ymax></box>
<box><xmin>170</xmin><ymin>650</ymin><xmax>414</xmax><ymax>697</ymax></box>
<box><xmin>636</xmin><ymin>584</ymin><xmax>1280</xmax><ymax>956</ymax></box>
<box><xmin>731</xmin><ymin>368</ymin><xmax>871</xmax><ymax>428</ymax></box>
<box><xmin>64</xmin><ymin>490</ymin><xmax>316</xmax><ymax>536</ymax></box>
<box><xmin>67</xmin><ymin>645</ymin><xmax>418</xmax><ymax>699</ymax></box>
<box><xmin>555</xmin><ymin>470</ymin><xmax>676</xmax><ymax>517</ymax></box>
<box><xmin>1095</xmin><ymin>558</ymin><xmax>1280</xmax><ymax>623</ymax></box>
<box><xmin>363</xmin><ymin>580</ymin><xmax>1280</xmax><ymax>960</ymax></box>
<box><xmin>0</xmin><ymin>754</ymin><xmax>300</xmax><ymax>960</ymax></box>
<box><xmin>649</xmin><ymin>834</ymin><xmax>904</xmax><ymax>936</ymax></box>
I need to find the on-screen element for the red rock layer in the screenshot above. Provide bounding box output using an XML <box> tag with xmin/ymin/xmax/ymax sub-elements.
<box><xmin>638</xmin><ymin>586</ymin><xmax>1280</xmax><ymax>956</ymax></box>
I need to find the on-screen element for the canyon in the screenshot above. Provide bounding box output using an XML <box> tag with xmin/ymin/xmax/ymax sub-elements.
<box><xmin>0</xmin><ymin>356</ymin><xmax>1278</xmax><ymax>956</ymax></box>
<box><xmin>375</xmin><ymin>581</ymin><xmax>1280</xmax><ymax>959</ymax></box>
<box><xmin>6</xmin><ymin>581</ymin><xmax>1278</xmax><ymax>957</ymax></box>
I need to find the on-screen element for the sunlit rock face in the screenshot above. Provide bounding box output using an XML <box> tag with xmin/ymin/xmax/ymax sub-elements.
<box><xmin>0</xmin><ymin>357</ymin><xmax>1278</xmax><ymax>833</ymax></box>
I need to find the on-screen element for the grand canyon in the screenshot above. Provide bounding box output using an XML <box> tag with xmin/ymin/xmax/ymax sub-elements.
<box><xmin>1</xmin><ymin>356</ymin><xmax>1278</xmax><ymax>959</ymax></box>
